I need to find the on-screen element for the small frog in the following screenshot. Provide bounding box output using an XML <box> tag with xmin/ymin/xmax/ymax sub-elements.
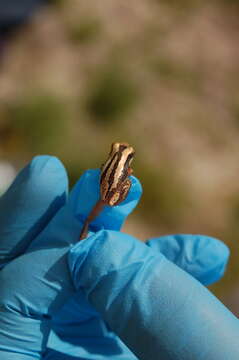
<box><xmin>79</xmin><ymin>142</ymin><xmax>135</xmax><ymax>240</ymax></box>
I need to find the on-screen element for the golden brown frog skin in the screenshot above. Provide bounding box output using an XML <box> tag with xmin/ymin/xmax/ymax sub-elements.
<box><xmin>79</xmin><ymin>142</ymin><xmax>135</xmax><ymax>240</ymax></box>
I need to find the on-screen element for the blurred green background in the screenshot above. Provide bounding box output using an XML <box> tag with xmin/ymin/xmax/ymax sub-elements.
<box><xmin>0</xmin><ymin>1</ymin><xmax>239</xmax><ymax>314</ymax></box>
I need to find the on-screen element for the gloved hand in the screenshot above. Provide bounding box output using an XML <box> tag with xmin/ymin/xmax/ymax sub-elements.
<box><xmin>0</xmin><ymin>156</ymin><xmax>237</xmax><ymax>360</ymax></box>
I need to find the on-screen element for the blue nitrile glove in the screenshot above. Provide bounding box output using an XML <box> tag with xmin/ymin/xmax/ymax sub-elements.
<box><xmin>0</xmin><ymin>155</ymin><xmax>141</xmax><ymax>359</ymax></box>
<box><xmin>69</xmin><ymin>237</ymin><xmax>239</xmax><ymax>358</ymax></box>
<box><xmin>0</xmin><ymin>155</ymin><xmax>234</xmax><ymax>360</ymax></box>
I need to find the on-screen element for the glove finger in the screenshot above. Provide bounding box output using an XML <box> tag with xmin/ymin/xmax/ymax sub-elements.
<box><xmin>0</xmin><ymin>156</ymin><xmax>68</xmax><ymax>268</ymax></box>
<box><xmin>73</xmin><ymin>169</ymin><xmax>142</xmax><ymax>232</ymax></box>
<box><xmin>146</xmin><ymin>234</ymin><xmax>229</xmax><ymax>286</ymax></box>
<box><xmin>0</xmin><ymin>170</ymin><xmax>141</xmax><ymax>358</ymax></box>
<box><xmin>69</xmin><ymin>230</ymin><xmax>239</xmax><ymax>360</ymax></box>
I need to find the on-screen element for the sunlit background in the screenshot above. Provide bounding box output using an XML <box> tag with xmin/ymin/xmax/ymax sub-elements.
<box><xmin>0</xmin><ymin>0</ymin><xmax>239</xmax><ymax>315</ymax></box>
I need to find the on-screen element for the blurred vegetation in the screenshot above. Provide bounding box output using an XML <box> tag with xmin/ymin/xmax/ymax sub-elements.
<box><xmin>67</xmin><ymin>19</ymin><xmax>102</xmax><ymax>45</ymax></box>
<box><xmin>135</xmin><ymin>160</ymin><xmax>189</xmax><ymax>228</ymax></box>
<box><xmin>48</xmin><ymin>0</ymin><xmax>66</xmax><ymax>8</ymax></box>
<box><xmin>4</xmin><ymin>93</ymin><xmax>68</xmax><ymax>154</ymax></box>
<box><xmin>211</xmin><ymin>196</ymin><xmax>239</xmax><ymax>300</ymax></box>
<box><xmin>230</xmin><ymin>196</ymin><xmax>239</xmax><ymax>224</ymax></box>
<box><xmin>151</xmin><ymin>57</ymin><xmax>203</xmax><ymax>94</ymax></box>
<box><xmin>66</xmin><ymin>154</ymin><xmax>103</xmax><ymax>189</ymax></box>
<box><xmin>85</xmin><ymin>67</ymin><xmax>138</xmax><ymax>125</ymax></box>
<box><xmin>155</xmin><ymin>0</ymin><xmax>202</xmax><ymax>11</ymax></box>
<box><xmin>232</xmin><ymin>99</ymin><xmax>239</xmax><ymax>127</ymax></box>
<box><xmin>219</xmin><ymin>0</ymin><xmax>239</xmax><ymax>6</ymax></box>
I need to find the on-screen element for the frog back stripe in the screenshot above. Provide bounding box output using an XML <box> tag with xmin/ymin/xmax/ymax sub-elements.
<box><xmin>104</xmin><ymin>147</ymin><xmax>133</xmax><ymax>201</ymax></box>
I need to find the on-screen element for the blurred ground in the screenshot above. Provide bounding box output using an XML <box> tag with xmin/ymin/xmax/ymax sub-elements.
<box><xmin>0</xmin><ymin>0</ymin><xmax>239</xmax><ymax>314</ymax></box>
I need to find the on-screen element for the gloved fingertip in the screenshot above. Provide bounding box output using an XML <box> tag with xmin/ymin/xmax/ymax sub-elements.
<box><xmin>7</xmin><ymin>155</ymin><xmax>68</xmax><ymax>195</ymax></box>
<box><xmin>30</xmin><ymin>155</ymin><xmax>64</xmax><ymax>170</ymax></box>
<box><xmin>70</xmin><ymin>169</ymin><xmax>142</xmax><ymax>231</ymax></box>
<box><xmin>198</xmin><ymin>236</ymin><xmax>230</xmax><ymax>285</ymax></box>
<box><xmin>147</xmin><ymin>234</ymin><xmax>230</xmax><ymax>286</ymax></box>
<box><xmin>29</xmin><ymin>155</ymin><xmax>68</xmax><ymax>188</ymax></box>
